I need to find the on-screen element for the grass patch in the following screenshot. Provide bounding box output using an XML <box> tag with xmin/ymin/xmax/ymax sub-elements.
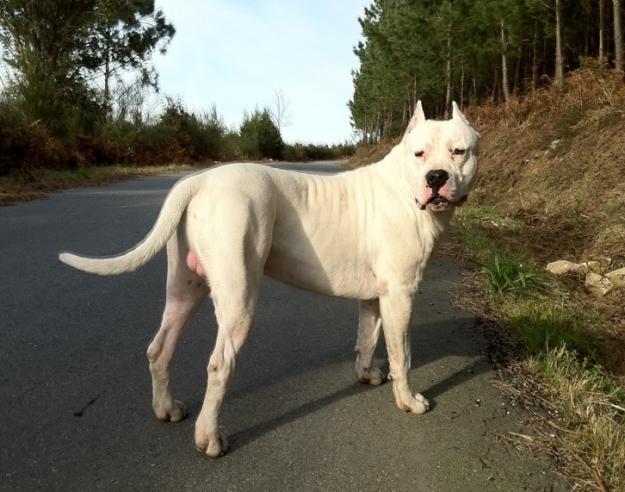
<box><xmin>507</xmin><ymin>302</ymin><xmax>598</xmax><ymax>358</ymax></box>
<box><xmin>520</xmin><ymin>348</ymin><xmax>625</xmax><ymax>490</ymax></box>
<box><xmin>452</xmin><ymin>203</ymin><xmax>625</xmax><ymax>489</ymax></box>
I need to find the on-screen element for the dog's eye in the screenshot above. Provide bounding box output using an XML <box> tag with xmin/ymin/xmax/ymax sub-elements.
<box><xmin>414</xmin><ymin>150</ymin><xmax>424</xmax><ymax>158</ymax></box>
<box><xmin>452</xmin><ymin>148</ymin><xmax>466</xmax><ymax>156</ymax></box>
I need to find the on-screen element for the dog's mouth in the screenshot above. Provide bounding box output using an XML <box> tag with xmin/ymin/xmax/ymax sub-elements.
<box><xmin>416</xmin><ymin>194</ymin><xmax>467</xmax><ymax>211</ymax></box>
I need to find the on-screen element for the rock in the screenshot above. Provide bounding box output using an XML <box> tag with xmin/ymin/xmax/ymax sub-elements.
<box><xmin>546</xmin><ymin>260</ymin><xmax>601</xmax><ymax>276</ymax></box>
<box><xmin>594</xmin><ymin>256</ymin><xmax>612</xmax><ymax>268</ymax></box>
<box><xmin>577</xmin><ymin>260</ymin><xmax>601</xmax><ymax>274</ymax></box>
<box><xmin>547</xmin><ymin>259</ymin><xmax>622</xmax><ymax>296</ymax></box>
<box><xmin>584</xmin><ymin>272</ymin><xmax>613</xmax><ymax>297</ymax></box>
<box><xmin>606</xmin><ymin>267</ymin><xmax>625</xmax><ymax>288</ymax></box>
<box><xmin>546</xmin><ymin>260</ymin><xmax>578</xmax><ymax>275</ymax></box>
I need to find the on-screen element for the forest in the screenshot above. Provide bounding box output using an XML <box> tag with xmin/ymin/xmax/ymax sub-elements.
<box><xmin>0</xmin><ymin>0</ymin><xmax>352</xmax><ymax>176</ymax></box>
<box><xmin>349</xmin><ymin>0</ymin><xmax>624</xmax><ymax>142</ymax></box>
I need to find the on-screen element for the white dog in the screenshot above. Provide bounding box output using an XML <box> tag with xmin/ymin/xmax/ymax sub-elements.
<box><xmin>59</xmin><ymin>101</ymin><xmax>479</xmax><ymax>457</ymax></box>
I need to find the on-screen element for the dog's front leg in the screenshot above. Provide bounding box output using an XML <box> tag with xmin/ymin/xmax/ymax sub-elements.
<box><xmin>380</xmin><ymin>291</ymin><xmax>429</xmax><ymax>414</ymax></box>
<box><xmin>354</xmin><ymin>299</ymin><xmax>384</xmax><ymax>385</ymax></box>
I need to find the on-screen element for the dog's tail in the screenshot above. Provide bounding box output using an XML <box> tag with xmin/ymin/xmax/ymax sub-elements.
<box><xmin>58</xmin><ymin>172</ymin><xmax>202</xmax><ymax>275</ymax></box>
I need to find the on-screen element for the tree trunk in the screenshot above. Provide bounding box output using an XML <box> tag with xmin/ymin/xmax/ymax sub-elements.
<box><xmin>472</xmin><ymin>73</ymin><xmax>477</xmax><ymax>105</ymax></box>
<box><xmin>513</xmin><ymin>45</ymin><xmax>523</xmax><ymax>96</ymax></box>
<box><xmin>532</xmin><ymin>23</ymin><xmax>539</xmax><ymax>91</ymax></box>
<box><xmin>103</xmin><ymin>29</ymin><xmax>112</xmax><ymax>115</ymax></box>
<box><xmin>460</xmin><ymin>64</ymin><xmax>465</xmax><ymax>108</ymax></box>
<box><xmin>500</xmin><ymin>19</ymin><xmax>511</xmax><ymax>102</ymax></box>
<box><xmin>600</xmin><ymin>0</ymin><xmax>606</xmax><ymax>64</ymax></box>
<box><xmin>492</xmin><ymin>64</ymin><xmax>499</xmax><ymax>102</ymax></box>
<box><xmin>542</xmin><ymin>34</ymin><xmax>548</xmax><ymax>77</ymax></box>
<box><xmin>555</xmin><ymin>0</ymin><xmax>564</xmax><ymax>88</ymax></box>
<box><xmin>615</xmin><ymin>0</ymin><xmax>624</xmax><ymax>70</ymax></box>
<box><xmin>363</xmin><ymin>113</ymin><xmax>369</xmax><ymax>145</ymax></box>
<box><xmin>374</xmin><ymin>112</ymin><xmax>381</xmax><ymax>142</ymax></box>
<box><xmin>412</xmin><ymin>75</ymin><xmax>418</xmax><ymax>113</ymax></box>
<box><xmin>444</xmin><ymin>15</ymin><xmax>452</xmax><ymax>117</ymax></box>
<box><xmin>402</xmin><ymin>100</ymin><xmax>408</xmax><ymax>127</ymax></box>
<box><xmin>104</xmin><ymin>57</ymin><xmax>110</xmax><ymax>104</ymax></box>
<box><xmin>386</xmin><ymin>109</ymin><xmax>393</xmax><ymax>139</ymax></box>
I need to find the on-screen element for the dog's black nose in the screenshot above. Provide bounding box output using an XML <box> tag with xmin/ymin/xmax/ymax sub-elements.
<box><xmin>425</xmin><ymin>169</ymin><xmax>449</xmax><ymax>191</ymax></box>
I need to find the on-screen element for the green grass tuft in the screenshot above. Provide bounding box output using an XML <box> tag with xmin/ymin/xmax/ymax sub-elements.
<box><xmin>481</xmin><ymin>253</ymin><xmax>541</xmax><ymax>296</ymax></box>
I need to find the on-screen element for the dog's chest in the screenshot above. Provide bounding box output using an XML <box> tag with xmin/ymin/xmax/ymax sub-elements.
<box><xmin>264</xmin><ymin>244</ymin><xmax>380</xmax><ymax>300</ymax></box>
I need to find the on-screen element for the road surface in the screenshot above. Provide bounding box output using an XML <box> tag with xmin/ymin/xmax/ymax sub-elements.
<box><xmin>0</xmin><ymin>161</ymin><xmax>564</xmax><ymax>490</ymax></box>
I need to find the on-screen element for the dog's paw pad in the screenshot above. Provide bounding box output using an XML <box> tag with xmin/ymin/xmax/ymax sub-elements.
<box><xmin>397</xmin><ymin>393</ymin><xmax>430</xmax><ymax>414</ymax></box>
<box><xmin>155</xmin><ymin>399</ymin><xmax>188</xmax><ymax>422</ymax></box>
<box><xmin>356</xmin><ymin>366</ymin><xmax>385</xmax><ymax>386</ymax></box>
<box><xmin>196</xmin><ymin>431</ymin><xmax>228</xmax><ymax>458</ymax></box>
<box><xmin>367</xmin><ymin>367</ymin><xmax>385</xmax><ymax>385</ymax></box>
<box><xmin>411</xmin><ymin>393</ymin><xmax>430</xmax><ymax>414</ymax></box>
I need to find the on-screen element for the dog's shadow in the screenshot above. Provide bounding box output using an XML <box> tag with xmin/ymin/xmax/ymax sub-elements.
<box><xmin>225</xmin><ymin>354</ymin><xmax>487</xmax><ymax>452</ymax></box>
<box><xmin>175</xmin><ymin>256</ymin><xmax>490</xmax><ymax>454</ymax></box>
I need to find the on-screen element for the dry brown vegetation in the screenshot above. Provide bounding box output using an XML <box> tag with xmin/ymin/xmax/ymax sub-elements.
<box><xmin>465</xmin><ymin>65</ymin><xmax>625</xmax><ymax>361</ymax></box>
<box><xmin>346</xmin><ymin>141</ymin><xmax>395</xmax><ymax>168</ymax></box>
<box><xmin>466</xmin><ymin>65</ymin><xmax>625</xmax><ymax>261</ymax></box>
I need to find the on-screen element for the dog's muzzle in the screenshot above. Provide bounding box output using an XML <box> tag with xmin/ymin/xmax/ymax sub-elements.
<box><xmin>415</xmin><ymin>194</ymin><xmax>468</xmax><ymax>211</ymax></box>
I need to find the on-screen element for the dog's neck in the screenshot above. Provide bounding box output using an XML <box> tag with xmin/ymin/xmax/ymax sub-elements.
<box><xmin>362</xmin><ymin>146</ymin><xmax>456</xmax><ymax>238</ymax></box>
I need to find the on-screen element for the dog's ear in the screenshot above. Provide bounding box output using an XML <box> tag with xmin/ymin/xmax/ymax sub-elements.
<box><xmin>402</xmin><ymin>100</ymin><xmax>426</xmax><ymax>141</ymax></box>
<box><xmin>451</xmin><ymin>101</ymin><xmax>470</xmax><ymax>125</ymax></box>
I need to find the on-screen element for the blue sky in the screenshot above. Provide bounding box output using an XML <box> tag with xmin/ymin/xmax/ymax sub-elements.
<box><xmin>152</xmin><ymin>1</ymin><xmax>370</xmax><ymax>144</ymax></box>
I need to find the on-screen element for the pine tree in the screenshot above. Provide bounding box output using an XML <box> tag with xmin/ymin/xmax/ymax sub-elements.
<box><xmin>0</xmin><ymin>0</ymin><xmax>174</xmax><ymax>134</ymax></box>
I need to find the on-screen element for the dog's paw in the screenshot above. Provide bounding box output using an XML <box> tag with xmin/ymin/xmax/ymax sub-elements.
<box><xmin>195</xmin><ymin>430</ymin><xmax>228</xmax><ymax>458</ymax></box>
<box><xmin>396</xmin><ymin>392</ymin><xmax>430</xmax><ymax>414</ymax></box>
<box><xmin>356</xmin><ymin>366</ymin><xmax>385</xmax><ymax>386</ymax></box>
<box><xmin>155</xmin><ymin>399</ymin><xmax>188</xmax><ymax>423</ymax></box>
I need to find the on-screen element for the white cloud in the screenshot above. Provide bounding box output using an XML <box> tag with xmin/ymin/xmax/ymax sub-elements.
<box><xmin>153</xmin><ymin>0</ymin><xmax>368</xmax><ymax>143</ymax></box>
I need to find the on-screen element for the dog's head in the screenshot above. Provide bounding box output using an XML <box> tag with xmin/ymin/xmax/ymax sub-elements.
<box><xmin>396</xmin><ymin>101</ymin><xmax>479</xmax><ymax>212</ymax></box>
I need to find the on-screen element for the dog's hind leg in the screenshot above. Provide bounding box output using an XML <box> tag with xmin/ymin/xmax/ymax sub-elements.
<box><xmin>147</xmin><ymin>231</ymin><xmax>208</xmax><ymax>422</ymax></box>
<box><xmin>354</xmin><ymin>299</ymin><xmax>384</xmax><ymax>385</ymax></box>
<box><xmin>193</xmin><ymin>261</ymin><xmax>262</xmax><ymax>457</ymax></box>
<box><xmin>194</xmin><ymin>299</ymin><xmax>256</xmax><ymax>457</ymax></box>
<box><xmin>191</xmin><ymin>199</ymin><xmax>270</xmax><ymax>458</ymax></box>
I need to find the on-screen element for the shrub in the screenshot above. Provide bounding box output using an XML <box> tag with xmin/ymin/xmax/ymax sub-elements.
<box><xmin>129</xmin><ymin>98</ymin><xmax>230</xmax><ymax>163</ymax></box>
<box><xmin>282</xmin><ymin>142</ymin><xmax>356</xmax><ymax>161</ymax></box>
<box><xmin>239</xmin><ymin>109</ymin><xmax>283</xmax><ymax>159</ymax></box>
<box><xmin>0</xmin><ymin>125</ymin><xmax>75</xmax><ymax>175</ymax></box>
<box><xmin>281</xmin><ymin>143</ymin><xmax>307</xmax><ymax>161</ymax></box>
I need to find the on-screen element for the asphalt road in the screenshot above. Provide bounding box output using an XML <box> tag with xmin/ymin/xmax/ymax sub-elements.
<box><xmin>0</xmin><ymin>161</ymin><xmax>565</xmax><ymax>491</ymax></box>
